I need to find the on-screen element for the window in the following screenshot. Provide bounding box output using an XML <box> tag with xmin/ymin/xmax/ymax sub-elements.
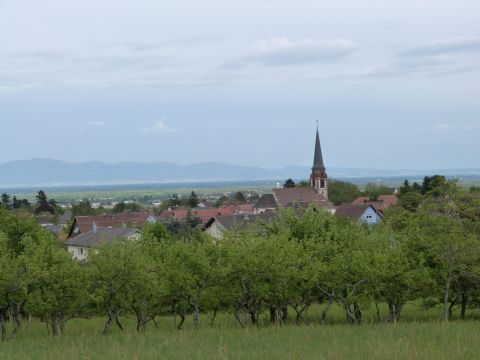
<box><xmin>320</xmin><ymin>179</ymin><xmax>325</xmax><ymax>188</ymax></box>
<box><xmin>366</xmin><ymin>215</ymin><xmax>373</xmax><ymax>219</ymax></box>
<box><xmin>80</xmin><ymin>248</ymin><xmax>84</xmax><ymax>255</ymax></box>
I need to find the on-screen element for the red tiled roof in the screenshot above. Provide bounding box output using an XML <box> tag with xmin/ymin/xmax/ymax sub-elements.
<box><xmin>72</xmin><ymin>211</ymin><xmax>154</xmax><ymax>235</ymax></box>
<box><xmin>160</xmin><ymin>205</ymin><xmax>254</xmax><ymax>224</ymax></box>
<box><xmin>378</xmin><ymin>195</ymin><xmax>398</xmax><ymax>205</ymax></box>
<box><xmin>351</xmin><ymin>195</ymin><xmax>398</xmax><ymax>211</ymax></box>
<box><xmin>352</xmin><ymin>197</ymin><xmax>370</xmax><ymax>204</ymax></box>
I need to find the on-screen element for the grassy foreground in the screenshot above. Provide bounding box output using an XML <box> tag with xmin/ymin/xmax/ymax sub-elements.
<box><xmin>1</xmin><ymin>305</ymin><xmax>479</xmax><ymax>360</ymax></box>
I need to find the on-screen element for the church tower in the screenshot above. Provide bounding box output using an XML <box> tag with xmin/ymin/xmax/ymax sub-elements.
<box><xmin>310</xmin><ymin>128</ymin><xmax>328</xmax><ymax>199</ymax></box>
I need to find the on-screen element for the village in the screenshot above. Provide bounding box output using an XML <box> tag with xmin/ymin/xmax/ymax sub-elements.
<box><xmin>17</xmin><ymin>128</ymin><xmax>398</xmax><ymax>260</ymax></box>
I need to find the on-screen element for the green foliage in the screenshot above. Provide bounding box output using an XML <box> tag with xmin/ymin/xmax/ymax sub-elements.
<box><xmin>328</xmin><ymin>179</ymin><xmax>361</xmax><ymax>205</ymax></box>
<box><xmin>112</xmin><ymin>201</ymin><xmax>144</xmax><ymax>213</ymax></box>
<box><xmin>1</xmin><ymin>184</ymin><xmax>480</xmax><ymax>339</ymax></box>
<box><xmin>72</xmin><ymin>200</ymin><xmax>103</xmax><ymax>216</ymax></box>
<box><xmin>363</xmin><ymin>183</ymin><xmax>393</xmax><ymax>200</ymax></box>
<box><xmin>188</xmin><ymin>191</ymin><xmax>199</xmax><ymax>208</ymax></box>
<box><xmin>283</xmin><ymin>179</ymin><xmax>296</xmax><ymax>188</ymax></box>
<box><xmin>234</xmin><ymin>191</ymin><xmax>247</xmax><ymax>204</ymax></box>
<box><xmin>398</xmin><ymin>191</ymin><xmax>424</xmax><ymax>211</ymax></box>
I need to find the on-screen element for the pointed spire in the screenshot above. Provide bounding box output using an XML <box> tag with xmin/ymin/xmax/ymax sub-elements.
<box><xmin>312</xmin><ymin>126</ymin><xmax>325</xmax><ymax>171</ymax></box>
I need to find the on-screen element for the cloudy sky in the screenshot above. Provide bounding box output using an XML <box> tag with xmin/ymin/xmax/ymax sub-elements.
<box><xmin>1</xmin><ymin>0</ymin><xmax>479</xmax><ymax>169</ymax></box>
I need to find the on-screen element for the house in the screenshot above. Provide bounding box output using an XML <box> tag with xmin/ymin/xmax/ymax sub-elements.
<box><xmin>334</xmin><ymin>203</ymin><xmax>381</xmax><ymax>225</ymax></box>
<box><xmin>254</xmin><ymin>127</ymin><xmax>333</xmax><ymax>214</ymax></box>
<box><xmin>68</xmin><ymin>211</ymin><xmax>156</xmax><ymax>238</ymax></box>
<box><xmin>204</xmin><ymin>212</ymin><xmax>276</xmax><ymax>239</ymax></box>
<box><xmin>65</xmin><ymin>223</ymin><xmax>141</xmax><ymax>260</ymax></box>
<box><xmin>160</xmin><ymin>205</ymin><xmax>254</xmax><ymax>224</ymax></box>
<box><xmin>36</xmin><ymin>210</ymin><xmax>72</xmax><ymax>237</ymax></box>
<box><xmin>352</xmin><ymin>194</ymin><xmax>398</xmax><ymax>212</ymax></box>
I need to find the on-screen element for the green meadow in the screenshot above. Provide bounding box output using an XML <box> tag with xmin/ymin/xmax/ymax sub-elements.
<box><xmin>1</xmin><ymin>304</ymin><xmax>479</xmax><ymax>360</ymax></box>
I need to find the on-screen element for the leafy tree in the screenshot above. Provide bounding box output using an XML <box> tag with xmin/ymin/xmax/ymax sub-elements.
<box><xmin>1</xmin><ymin>193</ymin><xmax>11</xmax><ymax>209</ymax></box>
<box><xmin>88</xmin><ymin>240</ymin><xmax>145</xmax><ymax>335</ymax></box>
<box><xmin>72</xmin><ymin>200</ymin><xmax>101</xmax><ymax>216</ymax></box>
<box><xmin>363</xmin><ymin>183</ymin><xmax>393</xmax><ymax>200</ymax></box>
<box><xmin>35</xmin><ymin>190</ymin><xmax>55</xmax><ymax>214</ymax></box>
<box><xmin>112</xmin><ymin>201</ymin><xmax>143</xmax><ymax>213</ymax></box>
<box><xmin>188</xmin><ymin>191</ymin><xmax>199</xmax><ymax>208</ymax></box>
<box><xmin>398</xmin><ymin>191</ymin><xmax>424</xmax><ymax>211</ymax></box>
<box><xmin>421</xmin><ymin>175</ymin><xmax>447</xmax><ymax>196</ymax></box>
<box><xmin>0</xmin><ymin>232</ymin><xmax>26</xmax><ymax>340</ymax></box>
<box><xmin>21</xmin><ymin>233</ymin><xmax>87</xmax><ymax>336</ymax></box>
<box><xmin>328</xmin><ymin>180</ymin><xmax>361</xmax><ymax>205</ymax></box>
<box><xmin>283</xmin><ymin>179</ymin><xmax>296</xmax><ymax>188</ymax></box>
<box><xmin>234</xmin><ymin>192</ymin><xmax>247</xmax><ymax>204</ymax></box>
<box><xmin>214</xmin><ymin>195</ymin><xmax>229</xmax><ymax>208</ymax></box>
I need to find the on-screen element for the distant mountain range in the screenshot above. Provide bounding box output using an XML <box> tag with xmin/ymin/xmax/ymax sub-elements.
<box><xmin>1</xmin><ymin>158</ymin><xmax>480</xmax><ymax>189</ymax></box>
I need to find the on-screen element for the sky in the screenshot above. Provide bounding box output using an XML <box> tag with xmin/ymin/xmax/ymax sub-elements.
<box><xmin>1</xmin><ymin>0</ymin><xmax>480</xmax><ymax>170</ymax></box>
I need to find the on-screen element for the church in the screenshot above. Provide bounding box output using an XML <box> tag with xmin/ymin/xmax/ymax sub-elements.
<box><xmin>253</xmin><ymin>128</ymin><xmax>333</xmax><ymax>214</ymax></box>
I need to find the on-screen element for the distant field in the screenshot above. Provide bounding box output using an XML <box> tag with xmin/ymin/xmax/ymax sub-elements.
<box><xmin>5</xmin><ymin>178</ymin><xmax>480</xmax><ymax>204</ymax></box>
<box><xmin>9</xmin><ymin>182</ymin><xmax>277</xmax><ymax>203</ymax></box>
<box><xmin>1</xmin><ymin>304</ymin><xmax>479</xmax><ymax>359</ymax></box>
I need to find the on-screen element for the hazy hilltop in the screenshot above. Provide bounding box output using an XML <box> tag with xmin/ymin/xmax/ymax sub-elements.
<box><xmin>1</xmin><ymin>158</ymin><xmax>480</xmax><ymax>188</ymax></box>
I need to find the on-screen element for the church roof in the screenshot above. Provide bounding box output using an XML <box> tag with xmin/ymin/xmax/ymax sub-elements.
<box><xmin>272</xmin><ymin>188</ymin><xmax>330</xmax><ymax>208</ymax></box>
<box><xmin>312</xmin><ymin>128</ymin><xmax>326</xmax><ymax>171</ymax></box>
<box><xmin>254</xmin><ymin>194</ymin><xmax>278</xmax><ymax>209</ymax></box>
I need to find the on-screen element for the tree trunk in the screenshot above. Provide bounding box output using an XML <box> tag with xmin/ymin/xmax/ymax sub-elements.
<box><xmin>353</xmin><ymin>303</ymin><xmax>362</xmax><ymax>325</ymax></box>
<box><xmin>448</xmin><ymin>300</ymin><xmax>456</xmax><ymax>319</ymax></box>
<box><xmin>460</xmin><ymin>292</ymin><xmax>468</xmax><ymax>320</ymax></box>
<box><xmin>115</xmin><ymin>315</ymin><xmax>124</xmax><ymax>331</ymax></box>
<box><xmin>209</xmin><ymin>309</ymin><xmax>218</xmax><ymax>327</ymax></box>
<box><xmin>443</xmin><ymin>271</ymin><xmax>453</xmax><ymax>323</ymax></box>
<box><xmin>0</xmin><ymin>312</ymin><xmax>6</xmax><ymax>341</ymax></box>
<box><xmin>234</xmin><ymin>310</ymin><xmax>247</xmax><ymax>329</ymax></box>
<box><xmin>249</xmin><ymin>311</ymin><xmax>258</xmax><ymax>326</ymax></box>
<box><xmin>269</xmin><ymin>307</ymin><xmax>277</xmax><ymax>325</ymax></box>
<box><xmin>281</xmin><ymin>306</ymin><xmax>288</xmax><ymax>323</ymax></box>
<box><xmin>191</xmin><ymin>303</ymin><xmax>200</xmax><ymax>329</ymax></box>
<box><xmin>177</xmin><ymin>313</ymin><xmax>186</xmax><ymax>330</ymax></box>
<box><xmin>321</xmin><ymin>298</ymin><xmax>333</xmax><ymax>325</ymax></box>
<box><xmin>51</xmin><ymin>316</ymin><xmax>59</xmax><ymax>337</ymax></box>
<box><xmin>103</xmin><ymin>311</ymin><xmax>114</xmax><ymax>335</ymax></box>
<box><xmin>375</xmin><ymin>300</ymin><xmax>382</xmax><ymax>323</ymax></box>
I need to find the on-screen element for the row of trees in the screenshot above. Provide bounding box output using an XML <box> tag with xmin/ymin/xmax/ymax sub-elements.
<box><xmin>1</xmin><ymin>179</ymin><xmax>480</xmax><ymax>339</ymax></box>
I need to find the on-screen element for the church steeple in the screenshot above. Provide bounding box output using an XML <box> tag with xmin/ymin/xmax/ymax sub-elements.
<box><xmin>310</xmin><ymin>126</ymin><xmax>328</xmax><ymax>198</ymax></box>
<box><xmin>312</xmin><ymin>128</ymin><xmax>325</xmax><ymax>172</ymax></box>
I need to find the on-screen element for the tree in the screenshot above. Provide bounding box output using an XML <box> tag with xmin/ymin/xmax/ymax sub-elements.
<box><xmin>284</xmin><ymin>179</ymin><xmax>296</xmax><ymax>188</ymax></box>
<box><xmin>398</xmin><ymin>192</ymin><xmax>423</xmax><ymax>211</ymax></box>
<box><xmin>1</xmin><ymin>194</ymin><xmax>10</xmax><ymax>209</ymax></box>
<box><xmin>89</xmin><ymin>240</ymin><xmax>145</xmax><ymax>335</ymax></box>
<box><xmin>363</xmin><ymin>183</ymin><xmax>393</xmax><ymax>200</ymax></box>
<box><xmin>21</xmin><ymin>233</ymin><xmax>87</xmax><ymax>336</ymax></box>
<box><xmin>0</xmin><ymin>232</ymin><xmax>26</xmax><ymax>340</ymax></box>
<box><xmin>112</xmin><ymin>201</ymin><xmax>143</xmax><ymax>213</ymax></box>
<box><xmin>188</xmin><ymin>191</ymin><xmax>199</xmax><ymax>208</ymax></box>
<box><xmin>421</xmin><ymin>175</ymin><xmax>447</xmax><ymax>196</ymax></box>
<box><xmin>234</xmin><ymin>192</ymin><xmax>247</xmax><ymax>204</ymax></box>
<box><xmin>328</xmin><ymin>180</ymin><xmax>361</xmax><ymax>205</ymax></box>
<box><xmin>35</xmin><ymin>190</ymin><xmax>55</xmax><ymax>214</ymax></box>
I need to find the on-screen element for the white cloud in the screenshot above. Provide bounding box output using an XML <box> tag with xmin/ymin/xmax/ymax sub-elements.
<box><xmin>88</xmin><ymin>121</ymin><xmax>105</xmax><ymax>127</ymax></box>
<box><xmin>0</xmin><ymin>83</ymin><xmax>39</xmax><ymax>94</ymax></box>
<box><xmin>400</xmin><ymin>36</ymin><xmax>480</xmax><ymax>57</ymax></box>
<box><xmin>225</xmin><ymin>37</ymin><xmax>356</xmax><ymax>67</ymax></box>
<box><xmin>142</xmin><ymin>120</ymin><xmax>175</xmax><ymax>134</ymax></box>
<box><xmin>434</xmin><ymin>123</ymin><xmax>480</xmax><ymax>132</ymax></box>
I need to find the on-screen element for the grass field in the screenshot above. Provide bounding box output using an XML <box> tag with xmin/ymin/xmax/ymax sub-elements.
<box><xmin>10</xmin><ymin>183</ymin><xmax>276</xmax><ymax>204</ymax></box>
<box><xmin>1</xmin><ymin>304</ymin><xmax>479</xmax><ymax>359</ymax></box>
